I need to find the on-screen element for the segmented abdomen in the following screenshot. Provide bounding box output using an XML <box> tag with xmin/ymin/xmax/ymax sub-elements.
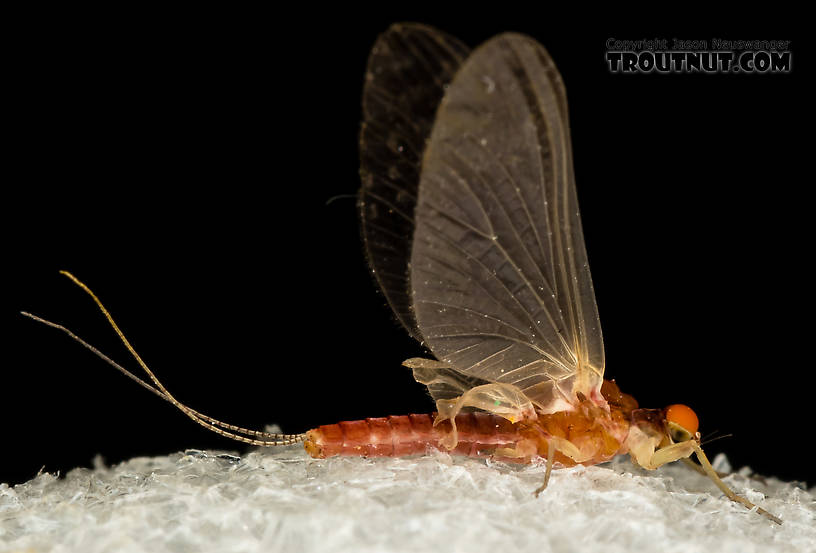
<box><xmin>303</xmin><ymin>412</ymin><xmax>520</xmax><ymax>460</ymax></box>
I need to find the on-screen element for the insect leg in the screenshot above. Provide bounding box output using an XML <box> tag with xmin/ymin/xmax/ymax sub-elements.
<box><xmin>534</xmin><ymin>440</ymin><xmax>556</xmax><ymax>497</ymax></box>
<box><xmin>691</xmin><ymin>442</ymin><xmax>782</xmax><ymax>524</ymax></box>
<box><xmin>645</xmin><ymin>440</ymin><xmax>697</xmax><ymax>469</ymax></box>
<box><xmin>680</xmin><ymin>457</ymin><xmax>728</xmax><ymax>479</ymax></box>
<box><xmin>432</xmin><ymin>383</ymin><xmax>537</xmax><ymax>449</ymax></box>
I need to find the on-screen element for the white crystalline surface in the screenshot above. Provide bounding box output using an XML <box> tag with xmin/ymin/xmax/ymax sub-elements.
<box><xmin>1</xmin><ymin>446</ymin><xmax>813</xmax><ymax>553</ymax></box>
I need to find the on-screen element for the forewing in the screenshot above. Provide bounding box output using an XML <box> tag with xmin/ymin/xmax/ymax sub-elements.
<box><xmin>411</xmin><ymin>33</ymin><xmax>604</xmax><ymax>412</ymax></box>
<box><xmin>358</xmin><ymin>23</ymin><xmax>470</xmax><ymax>339</ymax></box>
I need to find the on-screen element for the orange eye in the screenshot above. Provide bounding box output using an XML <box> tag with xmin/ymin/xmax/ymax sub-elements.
<box><xmin>665</xmin><ymin>404</ymin><xmax>698</xmax><ymax>434</ymax></box>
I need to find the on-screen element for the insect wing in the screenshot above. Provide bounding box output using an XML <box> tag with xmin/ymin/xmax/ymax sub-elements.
<box><xmin>358</xmin><ymin>23</ymin><xmax>470</xmax><ymax>340</ymax></box>
<box><xmin>410</xmin><ymin>33</ymin><xmax>604</xmax><ymax>412</ymax></box>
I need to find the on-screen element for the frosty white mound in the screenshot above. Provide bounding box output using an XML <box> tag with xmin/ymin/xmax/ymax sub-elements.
<box><xmin>0</xmin><ymin>447</ymin><xmax>813</xmax><ymax>553</ymax></box>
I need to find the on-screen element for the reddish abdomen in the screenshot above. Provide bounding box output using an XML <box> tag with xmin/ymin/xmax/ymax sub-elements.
<box><xmin>303</xmin><ymin>412</ymin><xmax>520</xmax><ymax>460</ymax></box>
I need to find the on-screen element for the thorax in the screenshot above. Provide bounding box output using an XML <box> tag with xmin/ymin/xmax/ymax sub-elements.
<box><xmin>516</xmin><ymin>380</ymin><xmax>637</xmax><ymax>466</ymax></box>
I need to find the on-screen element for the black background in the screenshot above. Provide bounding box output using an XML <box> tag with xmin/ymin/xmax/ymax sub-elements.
<box><xmin>3</xmin><ymin>9</ymin><xmax>810</xmax><ymax>487</ymax></box>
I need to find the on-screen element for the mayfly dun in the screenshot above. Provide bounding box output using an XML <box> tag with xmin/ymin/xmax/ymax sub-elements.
<box><xmin>23</xmin><ymin>23</ymin><xmax>781</xmax><ymax>524</ymax></box>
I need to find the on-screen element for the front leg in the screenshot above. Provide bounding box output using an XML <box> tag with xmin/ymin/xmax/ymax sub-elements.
<box><xmin>627</xmin><ymin>425</ymin><xmax>696</xmax><ymax>470</ymax></box>
<box><xmin>646</xmin><ymin>440</ymin><xmax>697</xmax><ymax>469</ymax></box>
<box><xmin>689</xmin><ymin>442</ymin><xmax>782</xmax><ymax>524</ymax></box>
<box><xmin>634</xmin><ymin>437</ymin><xmax>782</xmax><ymax>524</ymax></box>
<box><xmin>681</xmin><ymin>457</ymin><xmax>728</xmax><ymax>479</ymax></box>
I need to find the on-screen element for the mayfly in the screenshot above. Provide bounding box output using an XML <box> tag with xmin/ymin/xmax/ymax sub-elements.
<box><xmin>23</xmin><ymin>23</ymin><xmax>781</xmax><ymax>524</ymax></box>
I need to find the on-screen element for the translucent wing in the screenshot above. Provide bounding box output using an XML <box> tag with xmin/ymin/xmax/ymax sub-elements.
<box><xmin>410</xmin><ymin>33</ymin><xmax>604</xmax><ymax>413</ymax></box>
<box><xmin>358</xmin><ymin>23</ymin><xmax>470</xmax><ymax>339</ymax></box>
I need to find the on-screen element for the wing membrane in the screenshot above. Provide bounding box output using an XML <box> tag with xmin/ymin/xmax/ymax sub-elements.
<box><xmin>410</xmin><ymin>33</ymin><xmax>604</xmax><ymax>411</ymax></box>
<box><xmin>358</xmin><ymin>23</ymin><xmax>470</xmax><ymax>339</ymax></box>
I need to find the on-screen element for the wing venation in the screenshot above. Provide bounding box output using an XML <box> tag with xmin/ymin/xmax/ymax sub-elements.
<box><xmin>410</xmin><ymin>33</ymin><xmax>605</xmax><ymax>411</ymax></box>
<box><xmin>358</xmin><ymin>23</ymin><xmax>470</xmax><ymax>340</ymax></box>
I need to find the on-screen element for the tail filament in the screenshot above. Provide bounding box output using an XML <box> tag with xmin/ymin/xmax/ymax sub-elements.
<box><xmin>22</xmin><ymin>271</ymin><xmax>305</xmax><ymax>447</ymax></box>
